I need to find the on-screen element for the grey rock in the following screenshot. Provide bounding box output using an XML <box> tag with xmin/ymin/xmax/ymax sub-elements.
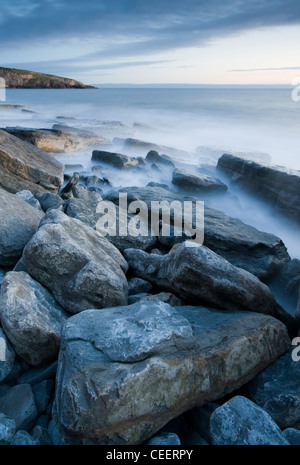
<box><xmin>217</xmin><ymin>154</ymin><xmax>300</xmax><ymax>224</ymax></box>
<box><xmin>11</xmin><ymin>430</ymin><xmax>39</xmax><ymax>445</ymax></box>
<box><xmin>276</xmin><ymin>259</ymin><xmax>300</xmax><ymax>297</ymax></box>
<box><xmin>121</xmin><ymin>137</ymin><xmax>190</xmax><ymax>159</ymax></box>
<box><xmin>145</xmin><ymin>150</ymin><xmax>175</xmax><ymax>167</ymax></box>
<box><xmin>32</xmin><ymin>380</ymin><xmax>54</xmax><ymax>414</ymax></box>
<box><xmin>0</xmin><ymin>327</ymin><xmax>15</xmax><ymax>383</ymax></box>
<box><xmin>64</xmin><ymin>197</ymin><xmax>100</xmax><ymax>228</ymax></box>
<box><xmin>244</xmin><ymin>347</ymin><xmax>300</xmax><ymax>429</ymax></box>
<box><xmin>0</xmin><ymin>271</ymin><xmax>68</xmax><ymax>366</ymax></box>
<box><xmin>0</xmin><ymin>384</ymin><xmax>38</xmax><ymax>430</ymax></box>
<box><xmin>36</xmin><ymin>192</ymin><xmax>64</xmax><ymax>212</ymax></box>
<box><xmin>146</xmin><ymin>432</ymin><xmax>181</xmax><ymax>445</ymax></box>
<box><xmin>53</xmin><ymin>301</ymin><xmax>289</xmax><ymax>445</ymax></box>
<box><xmin>0</xmin><ymin>412</ymin><xmax>16</xmax><ymax>445</ymax></box>
<box><xmin>17</xmin><ymin>361</ymin><xmax>57</xmax><ymax>385</ymax></box>
<box><xmin>123</xmin><ymin>242</ymin><xmax>296</xmax><ymax>335</ymax></box>
<box><xmin>13</xmin><ymin>257</ymin><xmax>29</xmax><ymax>273</ymax></box>
<box><xmin>283</xmin><ymin>428</ymin><xmax>300</xmax><ymax>445</ymax></box>
<box><xmin>105</xmin><ymin>186</ymin><xmax>290</xmax><ymax>281</ymax></box>
<box><xmin>0</xmin><ymin>188</ymin><xmax>44</xmax><ymax>266</ymax></box>
<box><xmin>31</xmin><ymin>425</ymin><xmax>52</xmax><ymax>445</ymax></box>
<box><xmin>23</xmin><ymin>210</ymin><xmax>128</xmax><ymax>314</ymax></box>
<box><xmin>210</xmin><ymin>396</ymin><xmax>289</xmax><ymax>445</ymax></box>
<box><xmin>72</xmin><ymin>185</ymin><xmax>102</xmax><ymax>202</ymax></box>
<box><xmin>172</xmin><ymin>168</ymin><xmax>227</xmax><ymax>193</ymax></box>
<box><xmin>135</xmin><ymin>292</ymin><xmax>184</xmax><ymax>306</ymax></box>
<box><xmin>0</xmin><ymin>129</ymin><xmax>64</xmax><ymax>195</ymax></box>
<box><xmin>16</xmin><ymin>190</ymin><xmax>42</xmax><ymax>210</ymax></box>
<box><xmin>92</xmin><ymin>150</ymin><xmax>140</xmax><ymax>170</ymax></box>
<box><xmin>128</xmin><ymin>277</ymin><xmax>153</xmax><ymax>296</ymax></box>
<box><xmin>128</xmin><ymin>293</ymin><xmax>150</xmax><ymax>304</ymax></box>
<box><xmin>0</xmin><ymin>269</ymin><xmax>6</xmax><ymax>286</ymax></box>
<box><xmin>4</xmin><ymin>126</ymin><xmax>108</xmax><ymax>153</ymax></box>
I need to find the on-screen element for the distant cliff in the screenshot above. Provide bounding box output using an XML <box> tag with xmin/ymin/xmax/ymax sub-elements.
<box><xmin>0</xmin><ymin>67</ymin><xmax>96</xmax><ymax>89</ymax></box>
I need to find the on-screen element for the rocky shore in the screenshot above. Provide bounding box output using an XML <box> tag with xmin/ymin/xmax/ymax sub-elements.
<box><xmin>0</xmin><ymin>122</ymin><xmax>300</xmax><ymax>446</ymax></box>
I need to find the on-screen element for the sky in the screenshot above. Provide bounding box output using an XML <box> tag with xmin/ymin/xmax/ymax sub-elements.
<box><xmin>0</xmin><ymin>0</ymin><xmax>300</xmax><ymax>85</ymax></box>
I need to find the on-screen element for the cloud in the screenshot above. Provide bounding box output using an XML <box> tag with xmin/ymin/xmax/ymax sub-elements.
<box><xmin>229</xmin><ymin>66</ymin><xmax>300</xmax><ymax>72</ymax></box>
<box><xmin>1</xmin><ymin>0</ymin><xmax>300</xmax><ymax>76</ymax></box>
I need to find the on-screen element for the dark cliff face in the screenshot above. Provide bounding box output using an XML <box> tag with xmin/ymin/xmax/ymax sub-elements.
<box><xmin>0</xmin><ymin>67</ymin><xmax>96</xmax><ymax>89</ymax></box>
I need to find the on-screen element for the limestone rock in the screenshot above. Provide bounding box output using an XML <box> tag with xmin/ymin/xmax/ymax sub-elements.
<box><xmin>52</xmin><ymin>302</ymin><xmax>290</xmax><ymax>445</ymax></box>
<box><xmin>0</xmin><ymin>272</ymin><xmax>68</xmax><ymax>366</ymax></box>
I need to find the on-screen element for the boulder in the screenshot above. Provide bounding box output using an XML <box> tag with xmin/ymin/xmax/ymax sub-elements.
<box><xmin>0</xmin><ymin>272</ymin><xmax>68</xmax><ymax>366</ymax></box>
<box><xmin>0</xmin><ymin>188</ymin><xmax>44</xmax><ymax>266</ymax></box>
<box><xmin>92</xmin><ymin>150</ymin><xmax>140</xmax><ymax>170</ymax></box>
<box><xmin>72</xmin><ymin>185</ymin><xmax>102</xmax><ymax>203</ymax></box>
<box><xmin>283</xmin><ymin>428</ymin><xmax>300</xmax><ymax>445</ymax></box>
<box><xmin>124</xmin><ymin>242</ymin><xmax>296</xmax><ymax>335</ymax></box>
<box><xmin>134</xmin><ymin>292</ymin><xmax>184</xmax><ymax>306</ymax></box>
<box><xmin>145</xmin><ymin>150</ymin><xmax>175</xmax><ymax>167</ymax></box>
<box><xmin>119</xmin><ymin>137</ymin><xmax>190</xmax><ymax>159</ymax></box>
<box><xmin>32</xmin><ymin>380</ymin><xmax>54</xmax><ymax>414</ymax></box>
<box><xmin>244</xmin><ymin>348</ymin><xmax>300</xmax><ymax>429</ymax></box>
<box><xmin>172</xmin><ymin>168</ymin><xmax>227</xmax><ymax>193</ymax></box>
<box><xmin>146</xmin><ymin>432</ymin><xmax>181</xmax><ymax>445</ymax></box>
<box><xmin>16</xmin><ymin>190</ymin><xmax>42</xmax><ymax>210</ymax></box>
<box><xmin>0</xmin><ymin>413</ymin><xmax>16</xmax><ymax>445</ymax></box>
<box><xmin>36</xmin><ymin>192</ymin><xmax>64</xmax><ymax>212</ymax></box>
<box><xmin>0</xmin><ymin>384</ymin><xmax>38</xmax><ymax>430</ymax></box>
<box><xmin>52</xmin><ymin>301</ymin><xmax>290</xmax><ymax>445</ymax></box>
<box><xmin>22</xmin><ymin>210</ymin><xmax>128</xmax><ymax>313</ymax></box>
<box><xmin>11</xmin><ymin>430</ymin><xmax>39</xmax><ymax>445</ymax></box>
<box><xmin>209</xmin><ymin>396</ymin><xmax>289</xmax><ymax>445</ymax></box>
<box><xmin>0</xmin><ymin>328</ymin><xmax>15</xmax><ymax>383</ymax></box>
<box><xmin>276</xmin><ymin>259</ymin><xmax>300</xmax><ymax>298</ymax></box>
<box><xmin>217</xmin><ymin>154</ymin><xmax>300</xmax><ymax>224</ymax></box>
<box><xmin>3</xmin><ymin>126</ymin><xmax>108</xmax><ymax>153</ymax></box>
<box><xmin>17</xmin><ymin>361</ymin><xmax>57</xmax><ymax>386</ymax></box>
<box><xmin>128</xmin><ymin>277</ymin><xmax>153</xmax><ymax>296</ymax></box>
<box><xmin>105</xmin><ymin>186</ymin><xmax>290</xmax><ymax>281</ymax></box>
<box><xmin>0</xmin><ymin>129</ymin><xmax>64</xmax><ymax>194</ymax></box>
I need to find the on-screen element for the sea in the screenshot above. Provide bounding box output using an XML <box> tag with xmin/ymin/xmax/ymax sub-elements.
<box><xmin>1</xmin><ymin>87</ymin><xmax>300</xmax><ymax>284</ymax></box>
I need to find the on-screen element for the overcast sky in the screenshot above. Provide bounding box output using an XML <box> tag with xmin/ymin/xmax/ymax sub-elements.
<box><xmin>1</xmin><ymin>0</ymin><xmax>300</xmax><ymax>85</ymax></box>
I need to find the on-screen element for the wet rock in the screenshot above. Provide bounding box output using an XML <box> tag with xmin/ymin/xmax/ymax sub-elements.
<box><xmin>124</xmin><ymin>242</ymin><xmax>296</xmax><ymax>335</ymax></box>
<box><xmin>128</xmin><ymin>277</ymin><xmax>153</xmax><ymax>296</ymax></box>
<box><xmin>36</xmin><ymin>192</ymin><xmax>64</xmax><ymax>212</ymax></box>
<box><xmin>0</xmin><ymin>272</ymin><xmax>68</xmax><ymax>366</ymax></box>
<box><xmin>17</xmin><ymin>361</ymin><xmax>58</xmax><ymax>386</ymax></box>
<box><xmin>217</xmin><ymin>154</ymin><xmax>300</xmax><ymax>224</ymax></box>
<box><xmin>0</xmin><ymin>328</ymin><xmax>15</xmax><ymax>383</ymax></box>
<box><xmin>283</xmin><ymin>428</ymin><xmax>300</xmax><ymax>445</ymax></box>
<box><xmin>22</xmin><ymin>210</ymin><xmax>128</xmax><ymax>314</ymax></box>
<box><xmin>0</xmin><ymin>384</ymin><xmax>38</xmax><ymax>430</ymax></box>
<box><xmin>16</xmin><ymin>190</ymin><xmax>42</xmax><ymax>210</ymax></box>
<box><xmin>0</xmin><ymin>412</ymin><xmax>16</xmax><ymax>445</ymax></box>
<box><xmin>52</xmin><ymin>301</ymin><xmax>289</xmax><ymax>445</ymax></box>
<box><xmin>146</xmin><ymin>432</ymin><xmax>181</xmax><ymax>445</ymax></box>
<box><xmin>106</xmin><ymin>186</ymin><xmax>290</xmax><ymax>281</ymax></box>
<box><xmin>72</xmin><ymin>185</ymin><xmax>102</xmax><ymax>203</ymax></box>
<box><xmin>172</xmin><ymin>168</ymin><xmax>227</xmax><ymax>193</ymax></box>
<box><xmin>92</xmin><ymin>150</ymin><xmax>140</xmax><ymax>170</ymax></box>
<box><xmin>210</xmin><ymin>396</ymin><xmax>289</xmax><ymax>445</ymax></box>
<box><xmin>244</xmin><ymin>348</ymin><xmax>300</xmax><ymax>429</ymax></box>
<box><xmin>3</xmin><ymin>126</ymin><xmax>108</xmax><ymax>153</ymax></box>
<box><xmin>145</xmin><ymin>150</ymin><xmax>175</xmax><ymax>167</ymax></box>
<box><xmin>11</xmin><ymin>430</ymin><xmax>39</xmax><ymax>445</ymax></box>
<box><xmin>0</xmin><ymin>129</ymin><xmax>64</xmax><ymax>195</ymax></box>
<box><xmin>0</xmin><ymin>188</ymin><xmax>44</xmax><ymax>266</ymax></box>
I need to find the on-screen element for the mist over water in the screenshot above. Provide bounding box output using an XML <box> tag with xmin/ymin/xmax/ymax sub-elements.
<box><xmin>1</xmin><ymin>87</ymin><xmax>300</xmax><ymax>268</ymax></box>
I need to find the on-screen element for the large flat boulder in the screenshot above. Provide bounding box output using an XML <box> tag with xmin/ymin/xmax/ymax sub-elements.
<box><xmin>217</xmin><ymin>154</ymin><xmax>300</xmax><ymax>225</ymax></box>
<box><xmin>22</xmin><ymin>210</ymin><xmax>128</xmax><ymax>314</ymax></box>
<box><xmin>92</xmin><ymin>150</ymin><xmax>140</xmax><ymax>169</ymax></box>
<box><xmin>3</xmin><ymin>126</ymin><xmax>109</xmax><ymax>153</ymax></box>
<box><xmin>52</xmin><ymin>301</ymin><xmax>290</xmax><ymax>445</ymax></box>
<box><xmin>123</xmin><ymin>242</ymin><xmax>296</xmax><ymax>335</ymax></box>
<box><xmin>105</xmin><ymin>186</ymin><xmax>290</xmax><ymax>281</ymax></box>
<box><xmin>172</xmin><ymin>168</ymin><xmax>227</xmax><ymax>193</ymax></box>
<box><xmin>0</xmin><ymin>188</ymin><xmax>44</xmax><ymax>266</ymax></box>
<box><xmin>0</xmin><ymin>129</ymin><xmax>64</xmax><ymax>194</ymax></box>
<box><xmin>0</xmin><ymin>272</ymin><xmax>68</xmax><ymax>366</ymax></box>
